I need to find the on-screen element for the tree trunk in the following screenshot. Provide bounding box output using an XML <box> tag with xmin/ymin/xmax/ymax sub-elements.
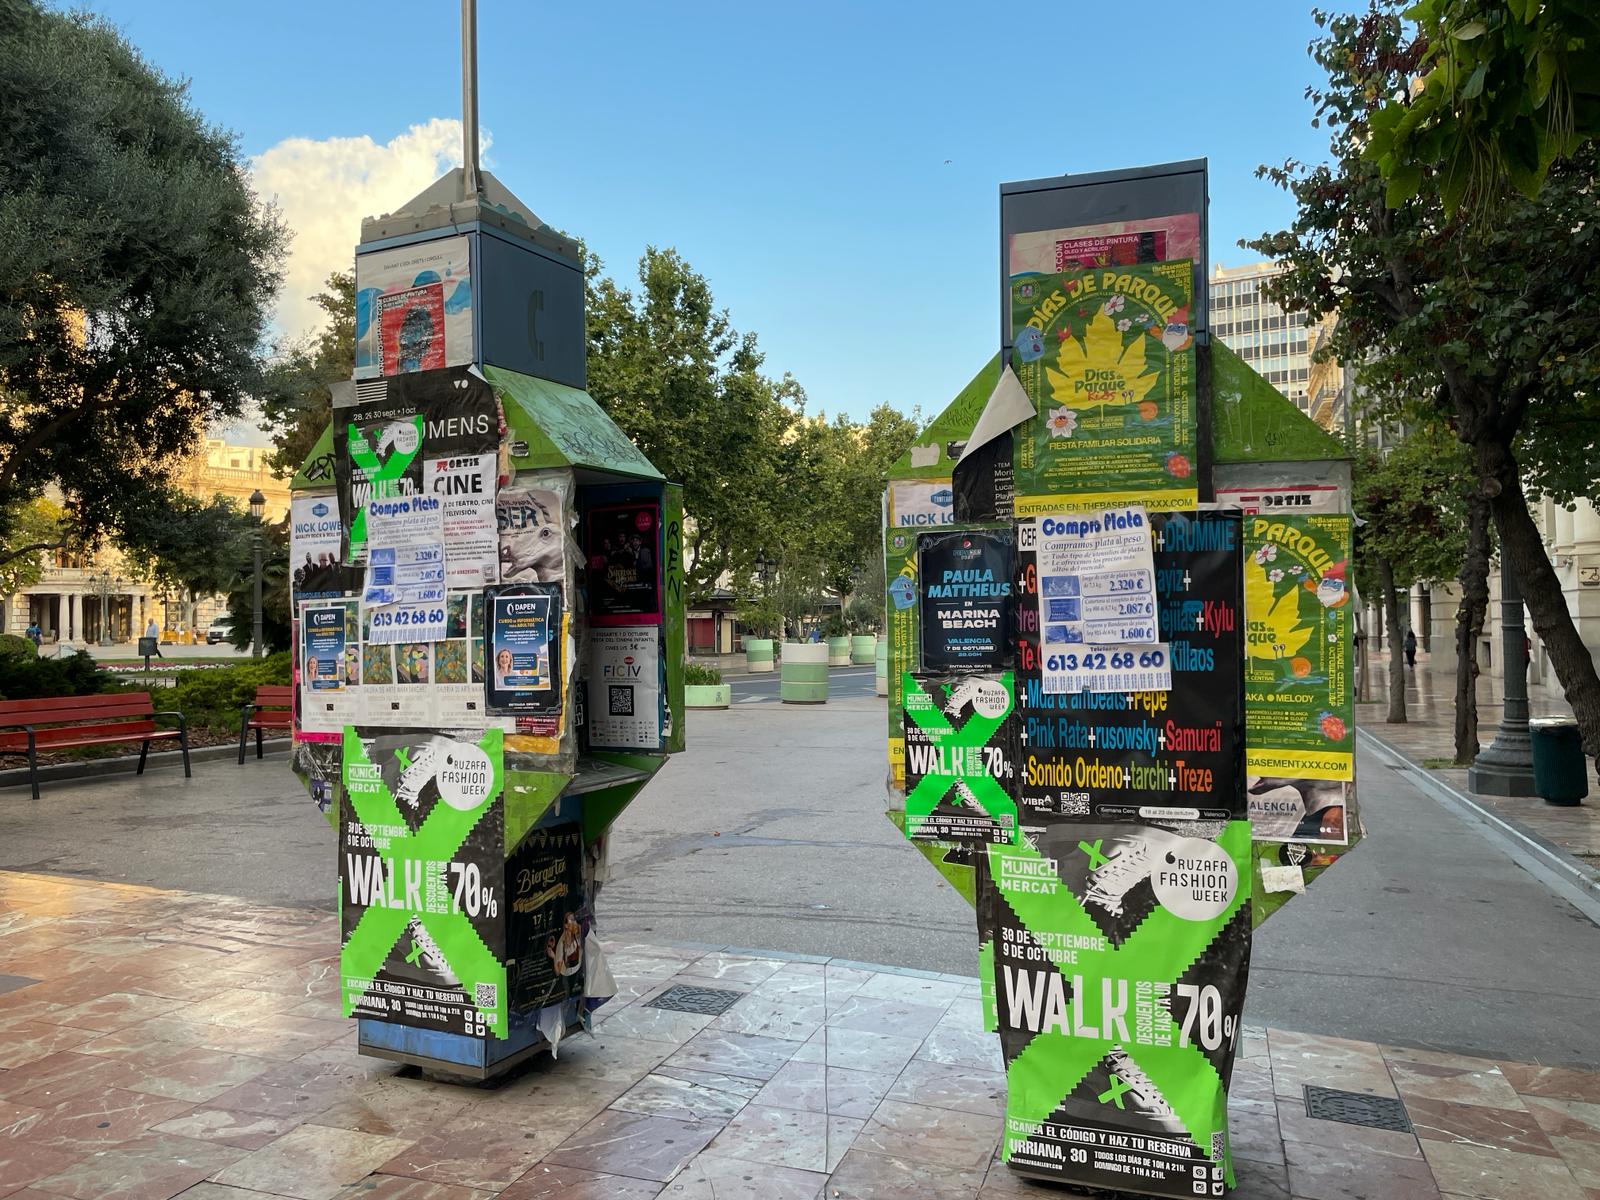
<box><xmin>1419</xmin><ymin>587</ymin><xmax>1431</xmax><ymax>653</ymax></box>
<box><xmin>1373</xmin><ymin>594</ymin><xmax>1384</xmax><ymax>650</ymax></box>
<box><xmin>1453</xmin><ymin>491</ymin><xmax>1491</xmax><ymax>764</ymax></box>
<box><xmin>1479</xmin><ymin>439</ymin><xmax>1600</xmax><ymax>777</ymax></box>
<box><xmin>1378</xmin><ymin>556</ymin><xmax>1407</xmax><ymax>723</ymax></box>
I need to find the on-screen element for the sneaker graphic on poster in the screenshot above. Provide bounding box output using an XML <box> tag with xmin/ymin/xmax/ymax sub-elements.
<box><xmin>403</xmin><ymin>917</ymin><xmax>460</xmax><ymax>987</ymax></box>
<box><xmin>394</xmin><ymin>745</ymin><xmax>442</xmax><ymax>813</ymax></box>
<box><xmin>1084</xmin><ymin>841</ymin><xmax>1150</xmax><ymax>917</ymax></box>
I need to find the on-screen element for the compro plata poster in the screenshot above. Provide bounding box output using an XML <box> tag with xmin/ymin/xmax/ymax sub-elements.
<box><xmin>339</xmin><ymin>726</ymin><xmax>508</xmax><ymax>1039</ymax></box>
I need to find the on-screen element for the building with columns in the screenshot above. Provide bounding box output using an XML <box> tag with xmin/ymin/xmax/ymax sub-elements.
<box><xmin>2</xmin><ymin>439</ymin><xmax>290</xmax><ymax>648</ymax></box>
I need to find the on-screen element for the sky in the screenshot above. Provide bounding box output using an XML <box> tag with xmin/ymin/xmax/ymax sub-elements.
<box><xmin>85</xmin><ymin>0</ymin><xmax>1348</xmax><ymax>427</ymax></box>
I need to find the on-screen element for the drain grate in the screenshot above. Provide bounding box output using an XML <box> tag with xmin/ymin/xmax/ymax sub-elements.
<box><xmin>1304</xmin><ymin>1086</ymin><xmax>1413</xmax><ymax>1132</ymax></box>
<box><xmin>645</xmin><ymin>984</ymin><xmax>746</xmax><ymax>1015</ymax></box>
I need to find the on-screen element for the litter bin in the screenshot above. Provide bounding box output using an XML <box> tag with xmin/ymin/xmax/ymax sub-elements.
<box><xmin>1529</xmin><ymin>717</ymin><xmax>1589</xmax><ymax>806</ymax></box>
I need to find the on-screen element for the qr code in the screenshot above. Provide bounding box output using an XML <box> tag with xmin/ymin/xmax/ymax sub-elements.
<box><xmin>608</xmin><ymin>685</ymin><xmax>634</xmax><ymax>716</ymax></box>
<box><xmin>1060</xmin><ymin>794</ymin><xmax>1090</xmax><ymax>816</ymax></box>
<box><xmin>1210</xmin><ymin>1130</ymin><xmax>1227</xmax><ymax>1163</ymax></box>
<box><xmin>474</xmin><ymin>981</ymin><xmax>497</xmax><ymax>1009</ymax></box>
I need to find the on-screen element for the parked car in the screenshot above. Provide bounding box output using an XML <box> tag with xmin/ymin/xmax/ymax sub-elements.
<box><xmin>205</xmin><ymin>617</ymin><xmax>235</xmax><ymax>645</ymax></box>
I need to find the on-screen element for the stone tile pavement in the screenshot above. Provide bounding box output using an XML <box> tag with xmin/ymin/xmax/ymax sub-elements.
<box><xmin>2</xmin><ymin>873</ymin><xmax>1598</xmax><ymax>1200</ymax></box>
<box><xmin>1358</xmin><ymin>648</ymin><xmax>1597</xmax><ymax>874</ymax></box>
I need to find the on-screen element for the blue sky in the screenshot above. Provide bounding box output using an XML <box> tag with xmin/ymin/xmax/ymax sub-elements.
<box><xmin>86</xmin><ymin>0</ymin><xmax>1345</xmax><ymax>424</ymax></box>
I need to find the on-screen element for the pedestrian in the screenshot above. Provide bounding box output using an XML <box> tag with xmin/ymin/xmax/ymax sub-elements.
<box><xmin>1403</xmin><ymin>627</ymin><xmax>1417</xmax><ymax>668</ymax></box>
<box><xmin>144</xmin><ymin>617</ymin><xmax>164</xmax><ymax>658</ymax></box>
<box><xmin>24</xmin><ymin>620</ymin><xmax>41</xmax><ymax>648</ymax></box>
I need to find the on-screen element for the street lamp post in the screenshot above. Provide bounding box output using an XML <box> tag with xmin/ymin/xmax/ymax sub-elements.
<box><xmin>249</xmin><ymin>489</ymin><xmax>266</xmax><ymax>659</ymax></box>
<box><xmin>754</xmin><ymin>549</ymin><xmax>775</xmax><ymax>639</ymax></box>
<box><xmin>88</xmin><ymin>571</ymin><xmax>123</xmax><ymax>647</ymax></box>
<box><xmin>1468</xmin><ymin>559</ymin><xmax>1537</xmax><ymax>796</ymax></box>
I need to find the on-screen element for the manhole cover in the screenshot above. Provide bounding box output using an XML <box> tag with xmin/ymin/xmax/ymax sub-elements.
<box><xmin>644</xmin><ymin>985</ymin><xmax>746</xmax><ymax>1015</ymax></box>
<box><xmin>1304</xmin><ymin>1086</ymin><xmax>1413</xmax><ymax>1132</ymax></box>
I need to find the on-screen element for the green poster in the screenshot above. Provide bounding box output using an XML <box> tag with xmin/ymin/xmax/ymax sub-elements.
<box><xmin>903</xmin><ymin>672</ymin><xmax>1019</xmax><ymax>845</ymax></box>
<box><xmin>884</xmin><ymin>525</ymin><xmax>920</xmax><ymax>788</ymax></box>
<box><xmin>339</xmin><ymin>726</ymin><xmax>508</xmax><ymax>1039</ymax></box>
<box><xmin>1010</xmin><ymin>262</ymin><xmax>1197</xmax><ymax>515</ymax></box>
<box><xmin>1243</xmin><ymin>514</ymin><xmax>1354</xmax><ymax>780</ymax></box>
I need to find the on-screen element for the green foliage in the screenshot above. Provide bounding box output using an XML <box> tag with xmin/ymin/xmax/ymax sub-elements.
<box><xmin>258</xmin><ymin>272</ymin><xmax>355</xmax><ymax>476</ymax></box>
<box><xmin>165</xmin><ymin>652</ymin><xmax>290</xmax><ymax>733</ymax></box>
<box><xmin>821</xmin><ymin>612</ymin><xmax>848</xmax><ymax>639</ymax></box>
<box><xmin>0</xmin><ymin>648</ymin><xmax>115</xmax><ymax>701</ymax></box>
<box><xmin>0</xmin><ymin>2</ymin><xmax>285</xmax><ymax>550</ymax></box>
<box><xmin>224</xmin><ymin>516</ymin><xmax>291</xmax><ymax>653</ymax></box>
<box><xmin>845</xmin><ymin>594</ymin><xmax>883</xmax><ymax>634</ymax></box>
<box><xmin>1351</xmin><ymin>426</ymin><xmax>1474</xmax><ymax>594</ymax></box>
<box><xmin>0</xmin><ymin>498</ymin><xmax>64</xmax><ymax>592</ymax></box>
<box><xmin>735</xmin><ymin>597</ymin><xmax>782</xmax><ymax>640</ymax></box>
<box><xmin>683</xmin><ymin>662</ymin><xmax>723</xmax><ymax>686</ymax></box>
<box><xmin>1365</xmin><ymin>0</ymin><xmax>1600</xmax><ymax>213</ymax></box>
<box><xmin>115</xmin><ymin>493</ymin><xmax>262</xmax><ymax>633</ymax></box>
<box><xmin>0</xmin><ymin>633</ymin><xmax>36</xmax><ymax>659</ymax></box>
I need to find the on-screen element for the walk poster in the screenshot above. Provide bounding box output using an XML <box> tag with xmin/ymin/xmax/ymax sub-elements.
<box><xmin>339</xmin><ymin>726</ymin><xmax>507</xmax><ymax>1039</ymax></box>
<box><xmin>919</xmin><ymin>528</ymin><xmax>1014</xmax><ymax>672</ymax></box>
<box><xmin>1009</xmin><ymin>262</ymin><xmax>1197</xmax><ymax>515</ymax></box>
<box><xmin>486</xmin><ymin>584</ymin><xmax>563</xmax><ymax>715</ymax></box>
<box><xmin>903</xmin><ymin>672</ymin><xmax>1019</xmax><ymax>845</ymax></box>
<box><xmin>1242</xmin><ymin>514</ymin><xmax>1353</xmax><ymax>781</ymax></box>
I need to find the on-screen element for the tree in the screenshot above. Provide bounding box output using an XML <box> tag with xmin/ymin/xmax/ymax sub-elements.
<box><xmin>0</xmin><ymin>2</ymin><xmax>285</xmax><ymax>560</ymax></box>
<box><xmin>115</xmin><ymin>493</ymin><xmax>260</xmax><ymax>634</ymax></box>
<box><xmin>1250</xmin><ymin>2</ymin><xmax>1600</xmax><ymax>773</ymax></box>
<box><xmin>1366</xmin><ymin>0</ymin><xmax>1600</xmax><ymax>214</ymax></box>
<box><xmin>225</xmin><ymin>516</ymin><xmax>290</xmax><ymax>653</ymax></box>
<box><xmin>258</xmin><ymin>272</ymin><xmax>355</xmax><ymax>475</ymax></box>
<box><xmin>0</xmin><ymin>497</ymin><xmax>62</xmax><ymax>595</ymax></box>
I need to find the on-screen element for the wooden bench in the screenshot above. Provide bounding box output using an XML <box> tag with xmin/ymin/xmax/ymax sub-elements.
<box><xmin>238</xmin><ymin>685</ymin><xmax>293</xmax><ymax>763</ymax></box>
<box><xmin>0</xmin><ymin>692</ymin><xmax>190</xmax><ymax>799</ymax></box>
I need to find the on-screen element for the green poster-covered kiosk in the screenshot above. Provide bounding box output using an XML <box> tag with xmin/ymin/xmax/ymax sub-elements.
<box><xmin>288</xmin><ymin>168</ymin><xmax>684</xmax><ymax>1080</ymax></box>
<box><xmin>884</xmin><ymin>161</ymin><xmax>1360</xmax><ymax>1196</ymax></box>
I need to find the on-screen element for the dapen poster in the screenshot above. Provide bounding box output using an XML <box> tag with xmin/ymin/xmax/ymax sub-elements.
<box><xmin>339</xmin><ymin>726</ymin><xmax>507</xmax><ymax>1039</ymax></box>
<box><xmin>585</xmin><ymin>502</ymin><xmax>661</xmax><ymax>624</ymax></box>
<box><xmin>299</xmin><ymin>600</ymin><xmax>362</xmax><ymax>735</ymax></box>
<box><xmin>355</xmin><ymin>235</ymin><xmax>474</xmax><ymax>379</ymax></box>
<box><xmin>919</xmin><ymin>528</ymin><xmax>1015</xmax><ymax>673</ymax></box>
<box><xmin>984</xmin><ymin>816</ymin><xmax>1251</xmax><ymax>1196</ymax></box>
<box><xmin>486</xmin><ymin>585</ymin><xmax>563</xmax><ymax>715</ymax></box>
<box><xmin>903</xmin><ymin>672</ymin><xmax>1019</xmax><ymax>845</ymax></box>
<box><xmin>1010</xmin><ymin>263</ymin><xmax>1197</xmax><ymax>515</ymax></box>
<box><xmin>1242</xmin><ymin>514</ymin><xmax>1353</xmax><ymax>780</ymax></box>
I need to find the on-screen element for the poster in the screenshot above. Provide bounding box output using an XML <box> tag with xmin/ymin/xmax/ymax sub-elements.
<box><xmin>1033</xmin><ymin>508</ymin><xmax>1167</xmax><ymax>695</ymax></box>
<box><xmin>884</xmin><ymin>525</ymin><xmax>919</xmax><ymax>787</ymax></box>
<box><xmin>434</xmin><ymin>592</ymin><xmax>496</xmax><ymax>730</ymax></box>
<box><xmin>1009</xmin><ymin>214</ymin><xmax>1202</xmax><ymax>279</ymax></box>
<box><xmin>889</xmin><ymin>480</ymin><xmax>958</xmax><ymax>528</ymax></box>
<box><xmin>506</xmin><ymin>823</ymin><xmax>586</xmax><ymax>1012</ymax></box>
<box><xmin>1247</xmin><ymin>777</ymin><xmax>1350</xmax><ymax>846</ymax></box>
<box><xmin>587</xmin><ymin>627</ymin><xmax>661</xmax><ymax>750</ymax></box>
<box><xmin>1010</xmin><ymin>263</ymin><xmax>1197</xmax><ymax>515</ymax></box>
<box><xmin>290</xmin><ymin>494</ymin><xmax>355</xmax><ymax>598</ymax></box>
<box><xmin>363</xmin><ymin>495</ymin><xmax>447</xmax><ymax>645</ymax></box>
<box><xmin>984</xmin><ymin>816</ymin><xmax>1251</xmax><ymax>1196</ymax></box>
<box><xmin>425</xmin><ymin>453</ymin><xmax>499</xmax><ymax>588</ymax></box>
<box><xmin>355</xmin><ymin>235</ymin><xmax>474</xmax><ymax>379</ymax></box>
<box><xmin>1016</xmin><ymin>511</ymin><xmax>1245</xmax><ymax>825</ymax></box>
<box><xmin>334</xmin><ymin>367</ymin><xmax>500</xmax><ymax>561</ymax></box>
<box><xmin>919</xmin><ymin>528</ymin><xmax>1015</xmax><ymax>672</ymax></box>
<box><xmin>486</xmin><ymin>585</ymin><xmax>563</xmax><ymax>715</ymax></box>
<box><xmin>298</xmin><ymin>600</ymin><xmax>362</xmax><ymax>735</ymax></box>
<box><xmin>1242</xmin><ymin>514</ymin><xmax>1353</xmax><ymax>780</ymax></box>
<box><xmin>339</xmin><ymin>726</ymin><xmax>508</xmax><ymax>1039</ymax></box>
<box><xmin>498</xmin><ymin>485</ymin><xmax>567</xmax><ymax>584</ymax></box>
<box><xmin>1215</xmin><ymin>484</ymin><xmax>1343</xmax><ymax>516</ymax></box>
<box><xmin>903</xmin><ymin>672</ymin><xmax>1019</xmax><ymax>845</ymax></box>
<box><xmin>585</xmin><ymin>502</ymin><xmax>661</xmax><ymax>624</ymax></box>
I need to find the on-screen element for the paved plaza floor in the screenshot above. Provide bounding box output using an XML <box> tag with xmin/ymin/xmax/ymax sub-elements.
<box><xmin>3</xmin><ymin>872</ymin><xmax>1598</xmax><ymax>1200</ymax></box>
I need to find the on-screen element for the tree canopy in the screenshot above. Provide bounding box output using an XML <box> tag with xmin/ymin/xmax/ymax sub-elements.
<box><xmin>0</xmin><ymin>1</ymin><xmax>285</xmax><ymax>559</ymax></box>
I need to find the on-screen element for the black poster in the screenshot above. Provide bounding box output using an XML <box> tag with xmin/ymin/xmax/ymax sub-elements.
<box><xmin>485</xmin><ymin>584</ymin><xmax>564</xmax><ymax>715</ymax></box>
<box><xmin>506</xmin><ymin>823</ymin><xmax>585</xmax><ymax>1012</ymax></box>
<box><xmin>903</xmin><ymin>672</ymin><xmax>1020</xmax><ymax>845</ymax></box>
<box><xmin>1013</xmin><ymin>510</ymin><xmax>1245</xmax><ymax>824</ymax></box>
<box><xmin>585</xmin><ymin>501</ymin><xmax>662</xmax><ymax>624</ymax></box>
<box><xmin>919</xmin><ymin>528</ymin><xmax>1015</xmax><ymax>672</ymax></box>
<box><xmin>952</xmin><ymin>435</ymin><xmax>1015</xmax><ymax>525</ymax></box>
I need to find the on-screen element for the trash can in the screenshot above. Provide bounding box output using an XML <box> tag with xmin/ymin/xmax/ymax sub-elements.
<box><xmin>1529</xmin><ymin>717</ymin><xmax>1589</xmax><ymax>806</ymax></box>
<box><xmin>781</xmin><ymin>642</ymin><xmax>829</xmax><ymax>704</ymax></box>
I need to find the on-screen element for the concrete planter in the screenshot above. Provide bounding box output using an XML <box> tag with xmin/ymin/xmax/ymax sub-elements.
<box><xmin>781</xmin><ymin>642</ymin><xmax>829</xmax><ymax>704</ymax></box>
<box><xmin>850</xmin><ymin>634</ymin><xmax>876</xmax><ymax>665</ymax></box>
<box><xmin>874</xmin><ymin>637</ymin><xmax>888</xmax><ymax>696</ymax></box>
<box><xmin>684</xmin><ymin>683</ymin><xmax>731</xmax><ymax>709</ymax></box>
<box><xmin>744</xmin><ymin>638</ymin><xmax>775</xmax><ymax>673</ymax></box>
<box><xmin>826</xmin><ymin>636</ymin><xmax>851</xmax><ymax>667</ymax></box>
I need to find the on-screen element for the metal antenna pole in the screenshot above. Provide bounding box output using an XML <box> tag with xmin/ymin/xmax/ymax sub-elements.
<box><xmin>461</xmin><ymin>0</ymin><xmax>481</xmax><ymax>197</ymax></box>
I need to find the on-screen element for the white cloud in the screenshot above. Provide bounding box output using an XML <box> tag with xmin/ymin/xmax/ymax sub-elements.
<box><xmin>250</xmin><ymin>118</ymin><xmax>486</xmax><ymax>343</ymax></box>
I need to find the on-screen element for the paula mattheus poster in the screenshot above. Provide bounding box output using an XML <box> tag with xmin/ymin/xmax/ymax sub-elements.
<box><xmin>919</xmin><ymin>527</ymin><xmax>1015</xmax><ymax>672</ymax></box>
<box><xmin>339</xmin><ymin>726</ymin><xmax>508</xmax><ymax>1039</ymax></box>
<box><xmin>1009</xmin><ymin>262</ymin><xmax>1198</xmax><ymax>516</ymax></box>
<box><xmin>1242</xmin><ymin>514</ymin><xmax>1353</xmax><ymax>781</ymax></box>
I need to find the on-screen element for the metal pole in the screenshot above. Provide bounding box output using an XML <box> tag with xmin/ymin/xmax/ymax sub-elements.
<box><xmin>252</xmin><ymin>532</ymin><xmax>264</xmax><ymax>659</ymax></box>
<box><xmin>1467</xmin><ymin>558</ymin><xmax>1536</xmax><ymax>795</ymax></box>
<box><xmin>461</xmin><ymin>0</ymin><xmax>481</xmax><ymax>197</ymax></box>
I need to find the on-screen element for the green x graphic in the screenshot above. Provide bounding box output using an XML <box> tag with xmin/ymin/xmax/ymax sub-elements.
<box><xmin>345</xmin><ymin>414</ymin><xmax>424</xmax><ymax>557</ymax></box>
<box><xmin>988</xmin><ymin>821</ymin><xmax>1249</xmax><ymax>1183</ymax></box>
<box><xmin>1098</xmin><ymin>1072</ymin><xmax>1135</xmax><ymax>1109</ymax></box>
<box><xmin>1078</xmin><ymin>839</ymin><xmax>1108</xmax><ymax>868</ymax></box>
<box><xmin>340</xmin><ymin>727</ymin><xmax>508</xmax><ymax>1037</ymax></box>
<box><xmin>903</xmin><ymin>672</ymin><xmax>1018</xmax><ymax>840</ymax></box>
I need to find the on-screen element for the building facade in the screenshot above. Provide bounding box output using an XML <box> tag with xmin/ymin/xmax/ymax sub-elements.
<box><xmin>2</xmin><ymin>439</ymin><xmax>290</xmax><ymax>648</ymax></box>
<box><xmin>1210</xmin><ymin>262</ymin><xmax>1332</xmax><ymax>424</ymax></box>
